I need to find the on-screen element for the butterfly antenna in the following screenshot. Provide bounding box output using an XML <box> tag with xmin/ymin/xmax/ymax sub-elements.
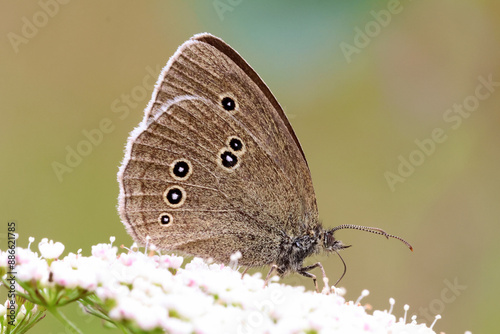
<box><xmin>331</xmin><ymin>224</ymin><xmax>413</xmax><ymax>251</ymax></box>
<box><xmin>333</xmin><ymin>249</ymin><xmax>347</xmax><ymax>286</ymax></box>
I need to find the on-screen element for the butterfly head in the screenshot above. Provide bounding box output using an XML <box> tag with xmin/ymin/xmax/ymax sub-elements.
<box><xmin>322</xmin><ymin>230</ymin><xmax>351</xmax><ymax>252</ymax></box>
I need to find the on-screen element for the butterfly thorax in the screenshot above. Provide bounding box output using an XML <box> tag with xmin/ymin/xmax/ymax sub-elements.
<box><xmin>275</xmin><ymin>223</ymin><xmax>324</xmax><ymax>276</ymax></box>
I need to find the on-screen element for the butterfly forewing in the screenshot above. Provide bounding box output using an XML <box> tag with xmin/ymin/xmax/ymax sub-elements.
<box><xmin>118</xmin><ymin>33</ymin><xmax>318</xmax><ymax>266</ymax></box>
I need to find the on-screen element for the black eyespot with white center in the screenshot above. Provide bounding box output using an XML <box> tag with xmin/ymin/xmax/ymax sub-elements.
<box><xmin>229</xmin><ymin>138</ymin><xmax>243</xmax><ymax>152</ymax></box>
<box><xmin>159</xmin><ymin>213</ymin><xmax>172</xmax><ymax>225</ymax></box>
<box><xmin>173</xmin><ymin>161</ymin><xmax>189</xmax><ymax>177</ymax></box>
<box><xmin>226</xmin><ymin>136</ymin><xmax>246</xmax><ymax>156</ymax></box>
<box><xmin>220</xmin><ymin>151</ymin><xmax>238</xmax><ymax>168</ymax></box>
<box><xmin>221</xmin><ymin>97</ymin><xmax>236</xmax><ymax>111</ymax></box>
<box><xmin>169</xmin><ymin>159</ymin><xmax>192</xmax><ymax>181</ymax></box>
<box><xmin>163</xmin><ymin>186</ymin><xmax>186</xmax><ymax>208</ymax></box>
<box><xmin>167</xmin><ymin>188</ymin><xmax>182</xmax><ymax>204</ymax></box>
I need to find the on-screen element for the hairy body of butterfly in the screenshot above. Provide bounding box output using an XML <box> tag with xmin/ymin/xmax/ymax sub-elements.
<box><xmin>118</xmin><ymin>33</ymin><xmax>412</xmax><ymax>291</ymax></box>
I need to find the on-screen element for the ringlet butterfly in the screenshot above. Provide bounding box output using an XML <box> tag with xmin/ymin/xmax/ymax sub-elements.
<box><xmin>118</xmin><ymin>33</ymin><xmax>412</xmax><ymax>291</ymax></box>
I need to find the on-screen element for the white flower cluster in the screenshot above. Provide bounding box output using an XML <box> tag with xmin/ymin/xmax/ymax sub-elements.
<box><xmin>1</xmin><ymin>237</ymin><xmax>440</xmax><ymax>334</ymax></box>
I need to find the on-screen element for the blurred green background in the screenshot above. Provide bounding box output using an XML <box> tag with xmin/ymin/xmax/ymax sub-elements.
<box><xmin>1</xmin><ymin>1</ymin><xmax>499</xmax><ymax>333</ymax></box>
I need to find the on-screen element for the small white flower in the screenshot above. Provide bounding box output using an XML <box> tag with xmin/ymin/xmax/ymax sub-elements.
<box><xmin>0</xmin><ymin>251</ymin><xmax>7</xmax><ymax>267</ymax></box>
<box><xmin>135</xmin><ymin>306</ymin><xmax>167</xmax><ymax>330</ymax></box>
<box><xmin>62</xmin><ymin>252</ymin><xmax>80</xmax><ymax>268</ymax></box>
<box><xmin>157</xmin><ymin>254</ymin><xmax>183</xmax><ymax>269</ymax></box>
<box><xmin>118</xmin><ymin>252</ymin><xmax>137</xmax><ymax>266</ymax></box>
<box><xmin>16</xmin><ymin>247</ymin><xmax>39</xmax><ymax>265</ymax></box>
<box><xmin>163</xmin><ymin>318</ymin><xmax>193</xmax><ymax>334</ymax></box>
<box><xmin>91</xmin><ymin>243</ymin><xmax>117</xmax><ymax>261</ymax></box>
<box><xmin>17</xmin><ymin>257</ymin><xmax>49</xmax><ymax>283</ymax></box>
<box><xmin>38</xmin><ymin>239</ymin><xmax>65</xmax><ymax>259</ymax></box>
<box><xmin>50</xmin><ymin>261</ymin><xmax>78</xmax><ymax>288</ymax></box>
<box><xmin>76</xmin><ymin>268</ymin><xmax>98</xmax><ymax>290</ymax></box>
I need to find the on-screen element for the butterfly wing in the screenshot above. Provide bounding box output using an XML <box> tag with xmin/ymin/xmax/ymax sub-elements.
<box><xmin>118</xmin><ymin>33</ymin><xmax>318</xmax><ymax>266</ymax></box>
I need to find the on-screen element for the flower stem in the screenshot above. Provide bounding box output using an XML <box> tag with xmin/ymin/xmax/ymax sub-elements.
<box><xmin>47</xmin><ymin>306</ymin><xmax>83</xmax><ymax>334</ymax></box>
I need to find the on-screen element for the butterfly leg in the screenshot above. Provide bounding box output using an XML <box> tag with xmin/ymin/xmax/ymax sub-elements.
<box><xmin>298</xmin><ymin>262</ymin><xmax>328</xmax><ymax>293</ymax></box>
<box><xmin>241</xmin><ymin>267</ymin><xmax>249</xmax><ymax>279</ymax></box>
<box><xmin>263</xmin><ymin>264</ymin><xmax>278</xmax><ymax>288</ymax></box>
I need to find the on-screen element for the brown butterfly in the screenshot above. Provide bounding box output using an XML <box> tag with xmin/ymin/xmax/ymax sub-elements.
<box><xmin>118</xmin><ymin>33</ymin><xmax>412</xmax><ymax>291</ymax></box>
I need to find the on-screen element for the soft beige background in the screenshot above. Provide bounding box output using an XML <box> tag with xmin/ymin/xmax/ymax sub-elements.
<box><xmin>1</xmin><ymin>1</ymin><xmax>499</xmax><ymax>333</ymax></box>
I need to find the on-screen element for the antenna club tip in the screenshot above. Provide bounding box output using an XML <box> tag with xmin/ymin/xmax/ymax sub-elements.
<box><xmin>409</xmin><ymin>246</ymin><xmax>414</xmax><ymax>252</ymax></box>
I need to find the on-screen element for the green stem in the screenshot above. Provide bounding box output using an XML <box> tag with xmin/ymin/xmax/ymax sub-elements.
<box><xmin>47</xmin><ymin>306</ymin><xmax>83</xmax><ymax>334</ymax></box>
<box><xmin>113</xmin><ymin>320</ymin><xmax>134</xmax><ymax>334</ymax></box>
